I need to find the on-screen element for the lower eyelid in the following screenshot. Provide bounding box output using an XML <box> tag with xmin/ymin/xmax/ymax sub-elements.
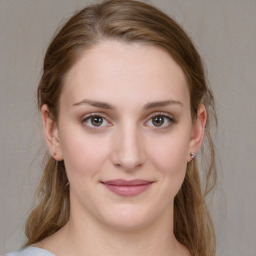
<box><xmin>81</xmin><ymin>113</ymin><xmax>175</xmax><ymax>128</ymax></box>
<box><xmin>81</xmin><ymin>114</ymin><xmax>110</xmax><ymax>127</ymax></box>
<box><xmin>144</xmin><ymin>115</ymin><xmax>175</xmax><ymax>128</ymax></box>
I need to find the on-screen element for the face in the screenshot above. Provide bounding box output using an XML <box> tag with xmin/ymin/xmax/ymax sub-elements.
<box><xmin>42</xmin><ymin>40</ymin><xmax>206</xmax><ymax>231</ymax></box>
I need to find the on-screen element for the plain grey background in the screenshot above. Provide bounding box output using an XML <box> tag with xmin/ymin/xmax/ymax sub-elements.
<box><xmin>0</xmin><ymin>0</ymin><xmax>255</xmax><ymax>255</ymax></box>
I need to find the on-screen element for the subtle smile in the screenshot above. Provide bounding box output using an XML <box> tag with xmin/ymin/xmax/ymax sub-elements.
<box><xmin>101</xmin><ymin>179</ymin><xmax>154</xmax><ymax>196</ymax></box>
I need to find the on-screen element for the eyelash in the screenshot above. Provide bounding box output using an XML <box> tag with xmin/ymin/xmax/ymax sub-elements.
<box><xmin>81</xmin><ymin>112</ymin><xmax>176</xmax><ymax>130</ymax></box>
<box><xmin>81</xmin><ymin>113</ymin><xmax>112</xmax><ymax>130</ymax></box>
<box><xmin>145</xmin><ymin>112</ymin><xmax>176</xmax><ymax>129</ymax></box>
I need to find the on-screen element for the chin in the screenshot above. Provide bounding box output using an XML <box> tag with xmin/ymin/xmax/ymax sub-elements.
<box><xmin>98</xmin><ymin>204</ymin><xmax>158</xmax><ymax>231</ymax></box>
<box><xmin>104</xmin><ymin>217</ymin><xmax>152</xmax><ymax>232</ymax></box>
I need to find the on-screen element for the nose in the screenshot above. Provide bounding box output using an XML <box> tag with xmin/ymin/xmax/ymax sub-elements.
<box><xmin>111</xmin><ymin>123</ymin><xmax>145</xmax><ymax>171</ymax></box>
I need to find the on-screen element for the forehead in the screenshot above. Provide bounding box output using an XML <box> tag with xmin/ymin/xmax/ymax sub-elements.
<box><xmin>61</xmin><ymin>40</ymin><xmax>189</xmax><ymax>109</ymax></box>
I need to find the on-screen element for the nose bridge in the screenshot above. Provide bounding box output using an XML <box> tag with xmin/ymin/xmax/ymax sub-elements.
<box><xmin>112</xmin><ymin>120</ymin><xmax>144</xmax><ymax>170</ymax></box>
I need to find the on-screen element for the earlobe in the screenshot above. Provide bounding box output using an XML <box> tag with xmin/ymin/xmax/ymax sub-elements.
<box><xmin>188</xmin><ymin>104</ymin><xmax>207</xmax><ymax>162</ymax></box>
<box><xmin>41</xmin><ymin>104</ymin><xmax>63</xmax><ymax>161</ymax></box>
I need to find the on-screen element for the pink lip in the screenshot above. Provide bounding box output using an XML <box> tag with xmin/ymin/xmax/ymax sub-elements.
<box><xmin>101</xmin><ymin>179</ymin><xmax>154</xmax><ymax>196</ymax></box>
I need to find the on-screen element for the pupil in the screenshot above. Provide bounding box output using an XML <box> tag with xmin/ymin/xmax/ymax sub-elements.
<box><xmin>153</xmin><ymin>116</ymin><xmax>164</xmax><ymax>126</ymax></box>
<box><xmin>92</xmin><ymin>117</ymin><xmax>103</xmax><ymax>126</ymax></box>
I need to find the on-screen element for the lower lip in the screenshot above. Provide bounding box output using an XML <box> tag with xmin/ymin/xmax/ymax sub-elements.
<box><xmin>102</xmin><ymin>183</ymin><xmax>153</xmax><ymax>196</ymax></box>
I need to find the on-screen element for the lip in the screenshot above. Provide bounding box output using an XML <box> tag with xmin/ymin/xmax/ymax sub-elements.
<box><xmin>101</xmin><ymin>179</ymin><xmax>154</xmax><ymax>196</ymax></box>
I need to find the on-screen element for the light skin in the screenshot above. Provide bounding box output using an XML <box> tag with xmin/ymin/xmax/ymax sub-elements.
<box><xmin>37</xmin><ymin>40</ymin><xmax>206</xmax><ymax>256</ymax></box>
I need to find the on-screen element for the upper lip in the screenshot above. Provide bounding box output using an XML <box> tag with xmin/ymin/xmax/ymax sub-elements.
<box><xmin>102</xmin><ymin>179</ymin><xmax>154</xmax><ymax>186</ymax></box>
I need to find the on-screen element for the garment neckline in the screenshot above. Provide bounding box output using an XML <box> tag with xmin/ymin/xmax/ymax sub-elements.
<box><xmin>26</xmin><ymin>246</ymin><xmax>56</xmax><ymax>256</ymax></box>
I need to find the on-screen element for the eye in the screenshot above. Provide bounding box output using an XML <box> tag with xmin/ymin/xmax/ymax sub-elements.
<box><xmin>82</xmin><ymin>114</ymin><xmax>111</xmax><ymax>128</ymax></box>
<box><xmin>145</xmin><ymin>113</ymin><xmax>175</xmax><ymax>128</ymax></box>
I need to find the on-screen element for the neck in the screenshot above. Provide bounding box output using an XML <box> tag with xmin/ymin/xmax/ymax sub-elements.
<box><xmin>59</xmin><ymin>206</ymin><xmax>182</xmax><ymax>256</ymax></box>
<box><xmin>37</xmin><ymin>201</ymin><xmax>190</xmax><ymax>256</ymax></box>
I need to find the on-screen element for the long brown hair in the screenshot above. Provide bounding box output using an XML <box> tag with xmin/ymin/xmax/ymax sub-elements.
<box><xmin>25</xmin><ymin>1</ymin><xmax>217</xmax><ymax>255</ymax></box>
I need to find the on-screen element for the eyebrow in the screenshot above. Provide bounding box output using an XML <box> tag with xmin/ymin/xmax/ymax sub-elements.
<box><xmin>72</xmin><ymin>99</ymin><xmax>183</xmax><ymax>110</ymax></box>
<box><xmin>72</xmin><ymin>99</ymin><xmax>115</xmax><ymax>110</ymax></box>
<box><xmin>143</xmin><ymin>100</ymin><xmax>183</xmax><ymax>109</ymax></box>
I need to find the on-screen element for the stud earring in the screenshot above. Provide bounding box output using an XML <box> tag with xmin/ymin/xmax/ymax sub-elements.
<box><xmin>190</xmin><ymin>152</ymin><xmax>195</xmax><ymax>159</ymax></box>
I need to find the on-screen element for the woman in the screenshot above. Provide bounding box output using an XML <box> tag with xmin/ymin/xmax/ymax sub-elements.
<box><xmin>6</xmin><ymin>0</ymin><xmax>217</xmax><ymax>255</ymax></box>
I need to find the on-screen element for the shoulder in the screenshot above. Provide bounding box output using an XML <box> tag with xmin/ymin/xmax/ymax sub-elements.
<box><xmin>5</xmin><ymin>246</ymin><xmax>55</xmax><ymax>256</ymax></box>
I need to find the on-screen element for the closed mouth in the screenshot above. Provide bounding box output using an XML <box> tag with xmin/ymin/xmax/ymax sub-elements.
<box><xmin>101</xmin><ymin>179</ymin><xmax>154</xmax><ymax>186</ymax></box>
<box><xmin>101</xmin><ymin>179</ymin><xmax>154</xmax><ymax>196</ymax></box>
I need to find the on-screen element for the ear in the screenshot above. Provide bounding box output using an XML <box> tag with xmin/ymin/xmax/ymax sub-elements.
<box><xmin>41</xmin><ymin>104</ymin><xmax>63</xmax><ymax>161</ymax></box>
<box><xmin>187</xmin><ymin>104</ymin><xmax>207</xmax><ymax>162</ymax></box>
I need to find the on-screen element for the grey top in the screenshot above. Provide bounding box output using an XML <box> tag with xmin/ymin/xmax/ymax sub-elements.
<box><xmin>5</xmin><ymin>247</ymin><xmax>55</xmax><ymax>256</ymax></box>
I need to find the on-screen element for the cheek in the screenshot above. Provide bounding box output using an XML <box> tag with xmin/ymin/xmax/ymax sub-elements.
<box><xmin>59</xmin><ymin>127</ymin><xmax>110</xmax><ymax>182</ymax></box>
<box><xmin>146</xmin><ymin>131</ymin><xmax>190</xmax><ymax>191</ymax></box>
<box><xmin>149</xmin><ymin>132</ymin><xmax>189</xmax><ymax>168</ymax></box>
